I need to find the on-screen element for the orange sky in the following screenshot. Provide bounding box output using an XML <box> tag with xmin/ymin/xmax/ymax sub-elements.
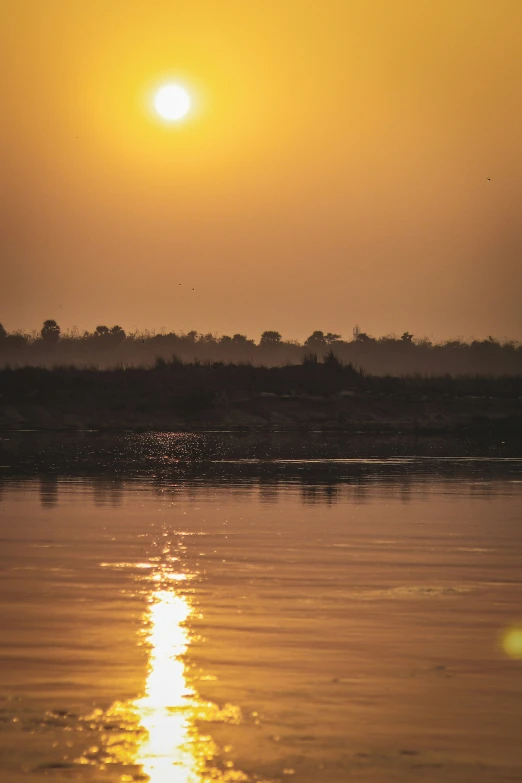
<box><xmin>1</xmin><ymin>0</ymin><xmax>522</xmax><ymax>341</ymax></box>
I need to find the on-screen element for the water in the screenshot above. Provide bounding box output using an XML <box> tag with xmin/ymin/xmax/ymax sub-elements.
<box><xmin>1</xmin><ymin>433</ymin><xmax>522</xmax><ymax>782</ymax></box>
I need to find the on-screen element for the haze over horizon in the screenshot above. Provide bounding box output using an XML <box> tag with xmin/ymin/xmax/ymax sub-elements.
<box><xmin>2</xmin><ymin>0</ymin><xmax>522</xmax><ymax>342</ymax></box>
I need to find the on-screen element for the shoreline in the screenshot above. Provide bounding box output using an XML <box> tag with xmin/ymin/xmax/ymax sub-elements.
<box><xmin>2</xmin><ymin>364</ymin><xmax>521</xmax><ymax>436</ymax></box>
<box><xmin>1</xmin><ymin>399</ymin><xmax>521</xmax><ymax>435</ymax></box>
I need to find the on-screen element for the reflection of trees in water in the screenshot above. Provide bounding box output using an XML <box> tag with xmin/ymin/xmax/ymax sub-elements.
<box><xmin>299</xmin><ymin>476</ymin><xmax>415</xmax><ymax>506</ymax></box>
<box><xmin>352</xmin><ymin>480</ymin><xmax>369</xmax><ymax>504</ymax></box>
<box><xmin>0</xmin><ymin>469</ymin><xmax>517</xmax><ymax>510</ymax></box>
<box><xmin>92</xmin><ymin>478</ymin><xmax>124</xmax><ymax>507</ymax></box>
<box><xmin>39</xmin><ymin>475</ymin><xmax>59</xmax><ymax>509</ymax></box>
<box><xmin>258</xmin><ymin>477</ymin><xmax>280</xmax><ymax>504</ymax></box>
<box><xmin>29</xmin><ymin>473</ymin><xmax>418</xmax><ymax>509</ymax></box>
<box><xmin>468</xmin><ymin>481</ymin><xmax>496</xmax><ymax>499</ymax></box>
<box><xmin>300</xmin><ymin>480</ymin><xmax>339</xmax><ymax>505</ymax></box>
<box><xmin>399</xmin><ymin>475</ymin><xmax>413</xmax><ymax>504</ymax></box>
<box><xmin>34</xmin><ymin>476</ymin><xmax>126</xmax><ymax>509</ymax></box>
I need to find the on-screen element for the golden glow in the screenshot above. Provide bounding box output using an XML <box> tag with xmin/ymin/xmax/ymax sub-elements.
<box><xmin>154</xmin><ymin>84</ymin><xmax>191</xmax><ymax>122</ymax></box>
<box><xmin>3</xmin><ymin>3</ymin><xmax>522</xmax><ymax>337</ymax></box>
<box><xmin>134</xmin><ymin>589</ymin><xmax>201</xmax><ymax>781</ymax></box>
<box><xmin>503</xmin><ymin>626</ymin><xmax>522</xmax><ymax>659</ymax></box>
<box><xmin>81</xmin><ymin>560</ymin><xmax>245</xmax><ymax>782</ymax></box>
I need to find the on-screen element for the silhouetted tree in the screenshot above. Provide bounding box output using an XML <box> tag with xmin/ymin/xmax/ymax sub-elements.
<box><xmin>232</xmin><ymin>333</ymin><xmax>254</xmax><ymax>345</ymax></box>
<box><xmin>200</xmin><ymin>332</ymin><xmax>218</xmax><ymax>346</ymax></box>
<box><xmin>260</xmin><ymin>331</ymin><xmax>282</xmax><ymax>346</ymax></box>
<box><xmin>355</xmin><ymin>331</ymin><xmax>373</xmax><ymax>343</ymax></box>
<box><xmin>0</xmin><ymin>320</ymin><xmax>520</xmax><ymax>375</ymax></box>
<box><xmin>4</xmin><ymin>332</ymin><xmax>28</xmax><ymax>350</ymax></box>
<box><xmin>325</xmin><ymin>332</ymin><xmax>341</xmax><ymax>344</ymax></box>
<box><xmin>305</xmin><ymin>331</ymin><xmax>327</xmax><ymax>348</ymax></box>
<box><xmin>110</xmin><ymin>325</ymin><xmax>126</xmax><ymax>340</ymax></box>
<box><xmin>41</xmin><ymin>319</ymin><xmax>60</xmax><ymax>342</ymax></box>
<box><xmin>444</xmin><ymin>340</ymin><xmax>465</xmax><ymax>349</ymax></box>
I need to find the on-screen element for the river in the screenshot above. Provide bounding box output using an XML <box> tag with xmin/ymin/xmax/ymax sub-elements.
<box><xmin>0</xmin><ymin>433</ymin><xmax>521</xmax><ymax>782</ymax></box>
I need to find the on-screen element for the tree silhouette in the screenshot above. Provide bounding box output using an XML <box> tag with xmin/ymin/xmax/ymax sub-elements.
<box><xmin>304</xmin><ymin>331</ymin><xmax>326</xmax><ymax>348</ymax></box>
<box><xmin>260</xmin><ymin>331</ymin><xmax>282</xmax><ymax>346</ymax></box>
<box><xmin>0</xmin><ymin>320</ymin><xmax>519</xmax><ymax>375</ymax></box>
<box><xmin>110</xmin><ymin>325</ymin><xmax>126</xmax><ymax>340</ymax></box>
<box><xmin>94</xmin><ymin>324</ymin><xmax>125</xmax><ymax>342</ymax></box>
<box><xmin>355</xmin><ymin>331</ymin><xmax>374</xmax><ymax>343</ymax></box>
<box><xmin>325</xmin><ymin>332</ymin><xmax>341</xmax><ymax>344</ymax></box>
<box><xmin>41</xmin><ymin>320</ymin><xmax>60</xmax><ymax>342</ymax></box>
<box><xmin>232</xmin><ymin>333</ymin><xmax>254</xmax><ymax>345</ymax></box>
<box><xmin>200</xmin><ymin>332</ymin><xmax>218</xmax><ymax>346</ymax></box>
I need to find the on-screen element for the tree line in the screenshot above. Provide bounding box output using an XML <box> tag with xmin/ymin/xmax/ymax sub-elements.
<box><xmin>0</xmin><ymin>320</ymin><xmax>521</xmax><ymax>376</ymax></box>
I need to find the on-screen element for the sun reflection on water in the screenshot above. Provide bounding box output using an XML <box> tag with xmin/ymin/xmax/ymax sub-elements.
<box><xmin>135</xmin><ymin>588</ymin><xmax>204</xmax><ymax>782</ymax></box>
<box><xmin>82</xmin><ymin>560</ymin><xmax>246</xmax><ymax>782</ymax></box>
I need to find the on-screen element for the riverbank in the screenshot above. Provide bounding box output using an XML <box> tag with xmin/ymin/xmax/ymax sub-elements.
<box><xmin>1</xmin><ymin>362</ymin><xmax>521</xmax><ymax>434</ymax></box>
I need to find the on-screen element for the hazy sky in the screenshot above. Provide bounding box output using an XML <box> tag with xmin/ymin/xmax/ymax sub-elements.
<box><xmin>2</xmin><ymin>0</ymin><xmax>522</xmax><ymax>341</ymax></box>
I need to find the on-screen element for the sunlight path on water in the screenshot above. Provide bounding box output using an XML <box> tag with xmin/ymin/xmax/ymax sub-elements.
<box><xmin>83</xmin><ymin>555</ymin><xmax>246</xmax><ymax>783</ymax></box>
<box><xmin>127</xmin><ymin>565</ymin><xmax>243</xmax><ymax>783</ymax></box>
<box><xmin>135</xmin><ymin>588</ymin><xmax>201</xmax><ymax>782</ymax></box>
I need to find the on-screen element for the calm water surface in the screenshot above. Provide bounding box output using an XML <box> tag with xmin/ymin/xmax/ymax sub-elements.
<box><xmin>0</xmin><ymin>434</ymin><xmax>522</xmax><ymax>782</ymax></box>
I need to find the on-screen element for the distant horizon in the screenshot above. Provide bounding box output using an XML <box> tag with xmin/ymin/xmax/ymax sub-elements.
<box><xmin>1</xmin><ymin>319</ymin><xmax>520</xmax><ymax>346</ymax></box>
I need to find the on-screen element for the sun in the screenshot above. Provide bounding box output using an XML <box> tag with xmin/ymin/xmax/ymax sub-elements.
<box><xmin>154</xmin><ymin>84</ymin><xmax>191</xmax><ymax>122</ymax></box>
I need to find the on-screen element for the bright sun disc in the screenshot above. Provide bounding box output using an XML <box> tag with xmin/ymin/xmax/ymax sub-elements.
<box><xmin>154</xmin><ymin>84</ymin><xmax>191</xmax><ymax>121</ymax></box>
